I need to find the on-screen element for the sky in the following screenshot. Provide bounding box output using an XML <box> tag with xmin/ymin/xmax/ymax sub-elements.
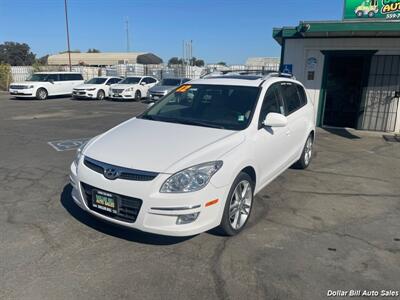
<box><xmin>0</xmin><ymin>0</ymin><xmax>343</xmax><ymax>64</ymax></box>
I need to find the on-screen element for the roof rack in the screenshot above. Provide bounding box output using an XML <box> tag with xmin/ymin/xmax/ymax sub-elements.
<box><xmin>201</xmin><ymin>69</ymin><xmax>295</xmax><ymax>80</ymax></box>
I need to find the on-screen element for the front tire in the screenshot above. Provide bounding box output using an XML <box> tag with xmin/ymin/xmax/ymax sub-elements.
<box><xmin>36</xmin><ymin>88</ymin><xmax>48</xmax><ymax>100</ymax></box>
<box><xmin>134</xmin><ymin>90</ymin><xmax>141</xmax><ymax>101</ymax></box>
<box><xmin>293</xmin><ymin>133</ymin><xmax>314</xmax><ymax>169</ymax></box>
<box><xmin>96</xmin><ymin>89</ymin><xmax>105</xmax><ymax>100</ymax></box>
<box><xmin>218</xmin><ymin>172</ymin><xmax>254</xmax><ymax>236</ymax></box>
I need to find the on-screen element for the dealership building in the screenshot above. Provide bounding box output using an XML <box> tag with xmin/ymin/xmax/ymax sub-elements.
<box><xmin>273</xmin><ymin>1</ymin><xmax>400</xmax><ymax>133</ymax></box>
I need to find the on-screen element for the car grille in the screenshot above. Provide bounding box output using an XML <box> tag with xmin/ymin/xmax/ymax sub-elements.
<box><xmin>10</xmin><ymin>85</ymin><xmax>28</xmax><ymax>90</ymax></box>
<box><xmin>112</xmin><ymin>89</ymin><xmax>124</xmax><ymax>93</ymax></box>
<box><xmin>150</xmin><ymin>92</ymin><xmax>166</xmax><ymax>97</ymax></box>
<box><xmin>81</xmin><ymin>182</ymin><xmax>142</xmax><ymax>223</ymax></box>
<box><xmin>83</xmin><ymin>156</ymin><xmax>159</xmax><ymax>181</ymax></box>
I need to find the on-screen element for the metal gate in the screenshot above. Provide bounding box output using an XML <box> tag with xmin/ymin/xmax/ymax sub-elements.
<box><xmin>358</xmin><ymin>55</ymin><xmax>400</xmax><ymax>132</ymax></box>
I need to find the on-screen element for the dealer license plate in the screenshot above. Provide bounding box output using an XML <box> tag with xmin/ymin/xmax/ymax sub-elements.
<box><xmin>92</xmin><ymin>190</ymin><xmax>118</xmax><ymax>213</ymax></box>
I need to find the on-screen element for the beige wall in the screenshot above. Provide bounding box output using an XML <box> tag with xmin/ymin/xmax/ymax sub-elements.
<box><xmin>283</xmin><ymin>38</ymin><xmax>400</xmax><ymax>132</ymax></box>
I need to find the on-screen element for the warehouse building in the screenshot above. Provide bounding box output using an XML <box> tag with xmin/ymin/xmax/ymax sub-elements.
<box><xmin>48</xmin><ymin>52</ymin><xmax>163</xmax><ymax>67</ymax></box>
<box><xmin>273</xmin><ymin>1</ymin><xmax>400</xmax><ymax>133</ymax></box>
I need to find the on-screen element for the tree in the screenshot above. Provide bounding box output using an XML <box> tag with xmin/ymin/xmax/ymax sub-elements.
<box><xmin>37</xmin><ymin>55</ymin><xmax>49</xmax><ymax>65</ymax></box>
<box><xmin>194</xmin><ymin>59</ymin><xmax>205</xmax><ymax>67</ymax></box>
<box><xmin>87</xmin><ymin>48</ymin><xmax>101</xmax><ymax>53</ymax></box>
<box><xmin>0</xmin><ymin>42</ymin><xmax>36</xmax><ymax>66</ymax></box>
<box><xmin>168</xmin><ymin>57</ymin><xmax>183</xmax><ymax>66</ymax></box>
<box><xmin>217</xmin><ymin>61</ymin><xmax>227</xmax><ymax>66</ymax></box>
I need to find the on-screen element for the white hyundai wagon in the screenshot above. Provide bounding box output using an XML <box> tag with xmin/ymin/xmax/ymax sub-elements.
<box><xmin>70</xmin><ymin>72</ymin><xmax>315</xmax><ymax>237</ymax></box>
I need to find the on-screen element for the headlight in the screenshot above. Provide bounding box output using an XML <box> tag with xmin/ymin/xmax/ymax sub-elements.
<box><xmin>160</xmin><ymin>161</ymin><xmax>223</xmax><ymax>193</ymax></box>
<box><xmin>86</xmin><ymin>88</ymin><xmax>96</xmax><ymax>91</ymax></box>
<box><xmin>73</xmin><ymin>142</ymin><xmax>87</xmax><ymax>167</ymax></box>
<box><xmin>126</xmin><ymin>87</ymin><xmax>135</xmax><ymax>92</ymax></box>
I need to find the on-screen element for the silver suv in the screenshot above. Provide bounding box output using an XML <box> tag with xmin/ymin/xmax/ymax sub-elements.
<box><xmin>148</xmin><ymin>77</ymin><xmax>191</xmax><ymax>100</ymax></box>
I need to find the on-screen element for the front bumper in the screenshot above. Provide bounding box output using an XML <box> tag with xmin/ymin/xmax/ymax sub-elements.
<box><xmin>69</xmin><ymin>161</ymin><xmax>227</xmax><ymax>236</ymax></box>
<box><xmin>72</xmin><ymin>90</ymin><xmax>97</xmax><ymax>99</ymax></box>
<box><xmin>149</xmin><ymin>92</ymin><xmax>166</xmax><ymax>100</ymax></box>
<box><xmin>9</xmin><ymin>89</ymin><xmax>34</xmax><ymax>97</ymax></box>
<box><xmin>110</xmin><ymin>91</ymin><xmax>135</xmax><ymax>100</ymax></box>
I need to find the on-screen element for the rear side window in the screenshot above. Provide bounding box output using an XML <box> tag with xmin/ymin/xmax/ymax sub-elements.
<box><xmin>279</xmin><ymin>82</ymin><xmax>302</xmax><ymax>115</ymax></box>
<box><xmin>258</xmin><ymin>84</ymin><xmax>284</xmax><ymax>128</ymax></box>
<box><xmin>47</xmin><ymin>74</ymin><xmax>60</xmax><ymax>81</ymax></box>
<box><xmin>146</xmin><ymin>77</ymin><xmax>157</xmax><ymax>84</ymax></box>
<box><xmin>60</xmin><ymin>73</ymin><xmax>83</xmax><ymax>81</ymax></box>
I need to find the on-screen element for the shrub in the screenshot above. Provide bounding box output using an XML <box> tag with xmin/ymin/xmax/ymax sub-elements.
<box><xmin>0</xmin><ymin>64</ymin><xmax>12</xmax><ymax>91</ymax></box>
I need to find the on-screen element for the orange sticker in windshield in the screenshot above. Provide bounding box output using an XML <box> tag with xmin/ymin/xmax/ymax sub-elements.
<box><xmin>176</xmin><ymin>85</ymin><xmax>192</xmax><ymax>93</ymax></box>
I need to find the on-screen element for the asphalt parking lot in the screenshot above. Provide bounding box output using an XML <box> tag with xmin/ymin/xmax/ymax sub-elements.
<box><xmin>0</xmin><ymin>93</ymin><xmax>399</xmax><ymax>300</ymax></box>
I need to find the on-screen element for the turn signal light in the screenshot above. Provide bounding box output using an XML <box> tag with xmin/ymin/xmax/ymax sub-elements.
<box><xmin>205</xmin><ymin>199</ymin><xmax>219</xmax><ymax>207</ymax></box>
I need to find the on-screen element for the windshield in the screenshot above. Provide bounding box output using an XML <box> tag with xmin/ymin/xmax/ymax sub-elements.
<box><xmin>140</xmin><ymin>84</ymin><xmax>260</xmax><ymax>130</ymax></box>
<box><xmin>119</xmin><ymin>77</ymin><xmax>141</xmax><ymax>84</ymax></box>
<box><xmin>26</xmin><ymin>74</ymin><xmax>50</xmax><ymax>82</ymax></box>
<box><xmin>161</xmin><ymin>78</ymin><xmax>182</xmax><ymax>86</ymax></box>
<box><xmin>86</xmin><ymin>78</ymin><xmax>107</xmax><ymax>84</ymax></box>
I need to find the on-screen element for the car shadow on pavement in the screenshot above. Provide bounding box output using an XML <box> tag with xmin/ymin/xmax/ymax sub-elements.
<box><xmin>322</xmin><ymin>127</ymin><xmax>361</xmax><ymax>139</ymax></box>
<box><xmin>60</xmin><ymin>184</ymin><xmax>196</xmax><ymax>245</ymax></box>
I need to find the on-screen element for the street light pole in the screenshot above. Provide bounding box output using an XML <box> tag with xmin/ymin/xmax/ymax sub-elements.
<box><xmin>64</xmin><ymin>0</ymin><xmax>72</xmax><ymax>71</ymax></box>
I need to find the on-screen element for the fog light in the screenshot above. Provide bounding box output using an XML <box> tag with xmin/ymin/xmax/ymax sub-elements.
<box><xmin>176</xmin><ymin>213</ymin><xmax>200</xmax><ymax>225</ymax></box>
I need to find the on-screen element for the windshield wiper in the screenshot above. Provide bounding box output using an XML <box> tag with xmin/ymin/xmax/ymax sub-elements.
<box><xmin>163</xmin><ymin>118</ymin><xmax>225</xmax><ymax>129</ymax></box>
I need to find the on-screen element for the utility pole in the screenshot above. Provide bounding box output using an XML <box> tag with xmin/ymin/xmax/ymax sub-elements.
<box><xmin>64</xmin><ymin>0</ymin><xmax>72</xmax><ymax>71</ymax></box>
<box><xmin>125</xmin><ymin>17</ymin><xmax>130</xmax><ymax>52</ymax></box>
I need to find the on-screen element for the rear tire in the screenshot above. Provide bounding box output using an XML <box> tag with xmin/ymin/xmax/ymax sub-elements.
<box><xmin>97</xmin><ymin>89</ymin><xmax>105</xmax><ymax>100</ymax></box>
<box><xmin>356</xmin><ymin>11</ymin><xmax>363</xmax><ymax>17</ymax></box>
<box><xmin>218</xmin><ymin>172</ymin><xmax>254</xmax><ymax>236</ymax></box>
<box><xmin>293</xmin><ymin>133</ymin><xmax>314</xmax><ymax>169</ymax></box>
<box><xmin>36</xmin><ymin>88</ymin><xmax>48</xmax><ymax>100</ymax></box>
<box><xmin>134</xmin><ymin>90</ymin><xmax>141</xmax><ymax>101</ymax></box>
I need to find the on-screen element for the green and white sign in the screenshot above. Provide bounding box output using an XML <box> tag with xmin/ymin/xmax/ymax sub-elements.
<box><xmin>344</xmin><ymin>0</ymin><xmax>400</xmax><ymax>20</ymax></box>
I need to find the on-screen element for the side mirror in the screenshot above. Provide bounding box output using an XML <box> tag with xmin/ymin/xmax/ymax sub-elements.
<box><xmin>49</xmin><ymin>79</ymin><xmax>54</xmax><ymax>84</ymax></box>
<box><xmin>140</xmin><ymin>82</ymin><xmax>146</xmax><ymax>86</ymax></box>
<box><xmin>147</xmin><ymin>102</ymin><xmax>155</xmax><ymax>108</ymax></box>
<box><xmin>263</xmin><ymin>113</ymin><xmax>288</xmax><ymax>128</ymax></box>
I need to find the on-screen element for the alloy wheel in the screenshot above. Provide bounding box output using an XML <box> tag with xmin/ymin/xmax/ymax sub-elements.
<box><xmin>304</xmin><ymin>136</ymin><xmax>313</xmax><ymax>166</ymax></box>
<box><xmin>229</xmin><ymin>180</ymin><xmax>253</xmax><ymax>230</ymax></box>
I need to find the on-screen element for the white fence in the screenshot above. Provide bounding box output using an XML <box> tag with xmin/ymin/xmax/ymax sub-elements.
<box><xmin>10</xmin><ymin>62</ymin><xmax>280</xmax><ymax>84</ymax></box>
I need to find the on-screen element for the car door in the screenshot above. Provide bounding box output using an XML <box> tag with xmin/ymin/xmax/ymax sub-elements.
<box><xmin>254</xmin><ymin>83</ymin><xmax>291</xmax><ymax>186</ymax></box>
<box><xmin>46</xmin><ymin>74</ymin><xmax>62</xmax><ymax>95</ymax></box>
<box><xmin>278</xmin><ymin>82</ymin><xmax>308</xmax><ymax>162</ymax></box>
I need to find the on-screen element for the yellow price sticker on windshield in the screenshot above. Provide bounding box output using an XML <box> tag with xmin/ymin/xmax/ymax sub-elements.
<box><xmin>176</xmin><ymin>85</ymin><xmax>192</xmax><ymax>93</ymax></box>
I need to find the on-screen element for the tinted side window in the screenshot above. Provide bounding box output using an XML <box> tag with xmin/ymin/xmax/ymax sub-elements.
<box><xmin>258</xmin><ymin>84</ymin><xmax>283</xmax><ymax>128</ymax></box>
<box><xmin>61</xmin><ymin>73</ymin><xmax>83</xmax><ymax>81</ymax></box>
<box><xmin>47</xmin><ymin>74</ymin><xmax>60</xmax><ymax>81</ymax></box>
<box><xmin>147</xmin><ymin>77</ymin><xmax>157</xmax><ymax>84</ymax></box>
<box><xmin>296</xmin><ymin>85</ymin><xmax>307</xmax><ymax>106</ymax></box>
<box><xmin>280</xmin><ymin>82</ymin><xmax>302</xmax><ymax>115</ymax></box>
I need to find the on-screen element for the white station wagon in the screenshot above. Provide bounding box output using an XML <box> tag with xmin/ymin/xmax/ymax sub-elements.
<box><xmin>70</xmin><ymin>72</ymin><xmax>315</xmax><ymax>236</ymax></box>
<box><xmin>9</xmin><ymin>72</ymin><xmax>84</xmax><ymax>100</ymax></box>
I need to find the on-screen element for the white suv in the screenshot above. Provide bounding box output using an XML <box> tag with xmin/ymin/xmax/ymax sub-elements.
<box><xmin>109</xmin><ymin>76</ymin><xmax>158</xmax><ymax>101</ymax></box>
<box><xmin>9</xmin><ymin>72</ymin><xmax>84</xmax><ymax>100</ymax></box>
<box><xmin>70</xmin><ymin>73</ymin><xmax>315</xmax><ymax>237</ymax></box>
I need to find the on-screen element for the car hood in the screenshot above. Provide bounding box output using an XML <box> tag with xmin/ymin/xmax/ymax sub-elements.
<box><xmin>149</xmin><ymin>85</ymin><xmax>175</xmax><ymax>93</ymax></box>
<box><xmin>84</xmin><ymin>118</ymin><xmax>245</xmax><ymax>173</ymax></box>
<box><xmin>10</xmin><ymin>82</ymin><xmax>36</xmax><ymax>86</ymax></box>
<box><xmin>110</xmin><ymin>84</ymin><xmax>139</xmax><ymax>90</ymax></box>
<box><xmin>74</xmin><ymin>84</ymin><xmax>101</xmax><ymax>89</ymax></box>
